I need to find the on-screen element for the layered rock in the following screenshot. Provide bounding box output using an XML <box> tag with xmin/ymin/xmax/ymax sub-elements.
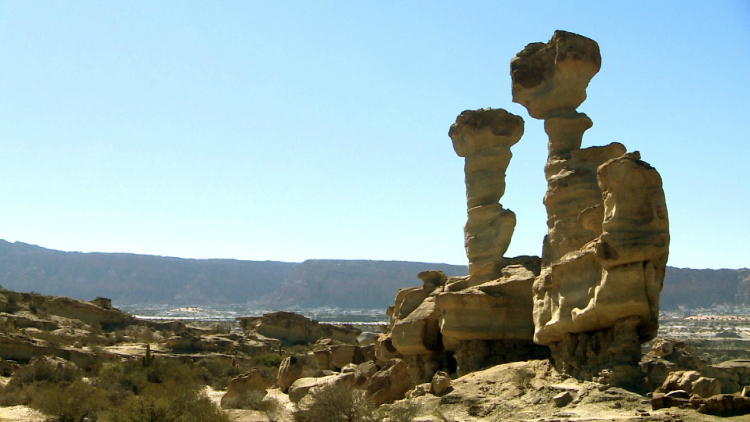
<box><xmin>381</xmin><ymin>109</ymin><xmax>548</xmax><ymax>382</ymax></box>
<box><xmin>511</xmin><ymin>30</ymin><xmax>670</xmax><ymax>388</ymax></box>
<box><xmin>237</xmin><ymin>311</ymin><xmax>360</xmax><ymax>346</ymax></box>
<box><xmin>448</xmin><ymin>108</ymin><xmax>523</xmax><ymax>278</ymax></box>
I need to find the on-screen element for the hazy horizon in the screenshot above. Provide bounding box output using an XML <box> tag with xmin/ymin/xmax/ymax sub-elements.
<box><xmin>2</xmin><ymin>1</ymin><xmax>748</xmax><ymax>270</ymax></box>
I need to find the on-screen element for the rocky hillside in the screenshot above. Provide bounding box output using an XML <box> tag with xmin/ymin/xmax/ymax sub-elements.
<box><xmin>661</xmin><ymin>267</ymin><xmax>750</xmax><ymax>310</ymax></box>
<box><xmin>0</xmin><ymin>240</ymin><xmax>747</xmax><ymax>309</ymax></box>
<box><xmin>0</xmin><ymin>241</ymin><xmax>465</xmax><ymax>308</ymax></box>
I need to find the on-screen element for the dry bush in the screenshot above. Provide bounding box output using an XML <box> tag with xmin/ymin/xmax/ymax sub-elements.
<box><xmin>30</xmin><ymin>379</ymin><xmax>108</xmax><ymax>422</ymax></box>
<box><xmin>377</xmin><ymin>400</ymin><xmax>421</xmax><ymax>422</ymax></box>
<box><xmin>104</xmin><ymin>380</ymin><xmax>229</xmax><ymax>422</ymax></box>
<box><xmin>197</xmin><ymin>356</ymin><xmax>241</xmax><ymax>391</ymax></box>
<box><xmin>294</xmin><ymin>382</ymin><xmax>377</xmax><ymax>422</ymax></box>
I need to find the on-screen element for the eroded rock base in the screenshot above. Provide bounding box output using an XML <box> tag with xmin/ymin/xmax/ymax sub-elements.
<box><xmin>454</xmin><ymin>339</ymin><xmax>549</xmax><ymax>376</ymax></box>
<box><xmin>550</xmin><ymin>316</ymin><xmax>643</xmax><ymax>392</ymax></box>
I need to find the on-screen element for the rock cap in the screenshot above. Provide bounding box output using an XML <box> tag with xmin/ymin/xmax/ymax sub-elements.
<box><xmin>511</xmin><ymin>30</ymin><xmax>601</xmax><ymax>119</ymax></box>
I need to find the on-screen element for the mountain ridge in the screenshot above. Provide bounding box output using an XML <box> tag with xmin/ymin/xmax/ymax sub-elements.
<box><xmin>0</xmin><ymin>240</ymin><xmax>747</xmax><ymax>310</ymax></box>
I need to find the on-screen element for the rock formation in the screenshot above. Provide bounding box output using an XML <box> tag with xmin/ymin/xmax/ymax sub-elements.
<box><xmin>448</xmin><ymin>108</ymin><xmax>523</xmax><ymax>278</ymax></box>
<box><xmin>237</xmin><ymin>311</ymin><xmax>360</xmax><ymax>346</ymax></box>
<box><xmin>382</xmin><ymin>110</ymin><xmax>549</xmax><ymax>381</ymax></box>
<box><xmin>381</xmin><ymin>30</ymin><xmax>670</xmax><ymax>392</ymax></box>
<box><xmin>510</xmin><ymin>30</ymin><xmax>670</xmax><ymax>389</ymax></box>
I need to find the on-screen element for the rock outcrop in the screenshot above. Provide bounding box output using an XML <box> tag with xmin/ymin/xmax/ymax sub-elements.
<box><xmin>237</xmin><ymin>311</ymin><xmax>360</xmax><ymax>346</ymax></box>
<box><xmin>449</xmin><ymin>109</ymin><xmax>523</xmax><ymax>278</ymax></box>
<box><xmin>381</xmin><ymin>109</ymin><xmax>549</xmax><ymax>382</ymax></box>
<box><xmin>220</xmin><ymin>368</ymin><xmax>270</xmax><ymax>409</ymax></box>
<box><xmin>508</xmin><ymin>30</ymin><xmax>669</xmax><ymax>390</ymax></box>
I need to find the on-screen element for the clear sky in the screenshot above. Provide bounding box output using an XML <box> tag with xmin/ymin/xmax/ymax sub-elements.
<box><xmin>1</xmin><ymin>1</ymin><xmax>748</xmax><ymax>270</ymax></box>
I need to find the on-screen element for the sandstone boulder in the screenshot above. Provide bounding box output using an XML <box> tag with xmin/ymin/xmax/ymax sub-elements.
<box><xmin>220</xmin><ymin>368</ymin><xmax>269</xmax><ymax>409</ymax></box>
<box><xmin>430</xmin><ymin>370</ymin><xmax>452</xmax><ymax>396</ymax></box>
<box><xmin>365</xmin><ymin>358</ymin><xmax>414</xmax><ymax>407</ymax></box>
<box><xmin>277</xmin><ymin>356</ymin><xmax>304</xmax><ymax>393</ymax></box>
<box><xmin>288</xmin><ymin>371</ymin><xmax>363</xmax><ymax>404</ymax></box>
<box><xmin>238</xmin><ymin>311</ymin><xmax>360</xmax><ymax>346</ymax></box>
<box><xmin>510</xmin><ymin>30</ymin><xmax>601</xmax><ymax>120</ymax></box>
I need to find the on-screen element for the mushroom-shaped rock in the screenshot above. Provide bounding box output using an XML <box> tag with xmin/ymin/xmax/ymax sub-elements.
<box><xmin>449</xmin><ymin>108</ymin><xmax>523</xmax><ymax>209</ymax></box>
<box><xmin>511</xmin><ymin>30</ymin><xmax>601</xmax><ymax>119</ymax></box>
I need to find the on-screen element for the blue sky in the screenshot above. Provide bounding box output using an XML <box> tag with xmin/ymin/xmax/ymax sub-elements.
<box><xmin>1</xmin><ymin>1</ymin><xmax>748</xmax><ymax>269</ymax></box>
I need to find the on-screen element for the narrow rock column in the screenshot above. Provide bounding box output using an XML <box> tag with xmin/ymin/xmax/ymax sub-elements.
<box><xmin>511</xmin><ymin>30</ymin><xmax>669</xmax><ymax>391</ymax></box>
<box><xmin>448</xmin><ymin>109</ymin><xmax>524</xmax><ymax>277</ymax></box>
<box><xmin>511</xmin><ymin>30</ymin><xmax>608</xmax><ymax>265</ymax></box>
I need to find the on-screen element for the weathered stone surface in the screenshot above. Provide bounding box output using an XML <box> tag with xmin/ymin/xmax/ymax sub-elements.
<box><xmin>391</xmin><ymin>297</ymin><xmax>441</xmax><ymax>355</ymax></box>
<box><xmin>549</xmin><ymin>316</ymin><xmax>644</xmax><ymax>392</ymax></box>
<box><xmin>277</xmin><ymin>356</ymin><xmax>304</xmax><ymax>393</ymax></box>
<box><xmin>511</xmin><ymin>30</ymin><xmax>601</xmax><ymax>119</ymax></box>
<box><xmin>553</xmin><ymin>391</ymin><xmax>573</xmax><ymax>407</ymax></box>
<box><xmin>238</xmin><ymin>311</ymin><xmax>359</xmax><ymax>346</ymax></box>
<box><xmin>330</xmin><ymin>344</ymin><xmax>364</xmax><ymax>370</ymax></box>
<box><xmin>288</xmin><ymin>375</ymin><xmax>331</xmax><ymax>404</ymax></box>
<box><xmin>514</xmin><ymin>31</ymin><xmax>670</xmax><ymax>390</ymax></box>
<box><xmin>365</xmin><ymin>358</ymin><xmax>414</xmax><ymax>407</ymax></box>
<box><xmin>449</xmin><ymin>108</ymin><xmax>524</xmax><ymax>276</ymax></box>
<box><xmin>220</xmin><ymin>368</ymin><xmax>269</xmax><ymax>408</ymax></box>
<box><xmin>430</xmin><ymin>370</ymin><xmax>453</xmax><ymax>396</ymax></box>
<box><xmin>374</xmin><ymin>334</ymin><xmax>401</xmax><ymax>366</ymax></box>
<box><xmin>707</xmin><ymin>360</ymin><xmax>750</xmax><ymax>394</ymax></box>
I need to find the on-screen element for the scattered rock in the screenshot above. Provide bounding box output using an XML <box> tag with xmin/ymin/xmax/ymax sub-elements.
<box><xmin>365</xmin><ymin>358</ymin><xmax>414</xmax><ymax>406</ymax></box>
<box><xmin>220</xmin><ymin>368</ymin><xmax>269</xmax><ymax>409</ymax></box>
<box><xmin>553</xmin><ymin>391</ymin><xmax>573</xmax><ymax>407</ymax></box>
<box><xmin>277</xmin><ymin>355</ymin><xmax>304</xmax><ymax>393</ymax></box>
<box><xmin>430</xmin><ymin>370</ymin><xmax>452</xmax><ymax>396</ymax></box>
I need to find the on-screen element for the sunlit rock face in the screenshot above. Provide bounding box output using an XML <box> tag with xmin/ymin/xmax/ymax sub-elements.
<box><xmin>382</xmin><ymin>30</ymin><xmax>669</xmax><ymax>391</ymax></box>
<box><xmin>512</xmin><ymin>30</ymin><xmax>669</xmax><ymax>390</ymax></box>
<box><xmin>511</xmin><ymin>30</ymin><xmax>601</xmax><ymax>120</ymax></box>
<box><xmin>382</xmin><ymin>109</ymin><xmax>548</xmax><ymax>382</ymax></box>
<box><xmin>448</xmin><ymin>108</ymin><xmax>523</xmax><ymax>277</ymax></box>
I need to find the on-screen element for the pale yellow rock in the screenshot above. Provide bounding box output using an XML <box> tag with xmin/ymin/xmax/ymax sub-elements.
<box><xmin>464</xmin><ymin>204</ymin><xmax>516</xmax><ymax>275</ymax></box>
<box><xmin>511</xmin><ymin>30</ymin><xmax>601</xmax><ymax>120</ymax></box>
<box><xmin>365</xmin><ymin>358</ymin><xmax>414</xmax><ymax>406</ymax></box>
<box><xmin>437</xmin><ymin>291</ymin><xmax>509</xmax><ymax>346</ymax></box>
<box><xmin>449</xmin><ymin>108</ymin><xmax>524</xmax><ymax>277</ymax></box>
<box><xmin>543</xmin><ymin>143</ymin><xmax>627</xmax><ymax>265</ymax></box>
<box><xmin>437</xmin><ymin>266</ymin><xmax>537</xmax><ymax>349</ymax></box>
<box><xmin>277</xmin><ymin>356</ymin><xmax>303</xmax><ymax>393</ymax></box>
<box><xmin>220</xmin><ymin>368</ymin><xmax>269</xmax><ymax>408</ymax></box>
<box><xmin>391</xmin><ymin>297</ymin><xmax>441</xmax><ymax>355</ymax></box>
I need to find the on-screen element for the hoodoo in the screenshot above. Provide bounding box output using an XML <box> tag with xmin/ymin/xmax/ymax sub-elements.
<box><xmin>381</xmin><ymin>30</ymin><xmax>669</xmax><ymax>391</ymax></box>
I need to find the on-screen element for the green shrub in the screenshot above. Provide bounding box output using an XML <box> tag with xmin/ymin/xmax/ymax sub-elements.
<box><xmin>30</xmin><ymin>379</ymin><xmax>108</xmax><ymax>422</ymax></box>
<box><xmin>105</xmin><ymin>381</ymin><xmax>229</xmax><ymax>422</ymax></box>
<box><xmin>253</xmin><ymin>352</ymin><xmax>284</xmax><ymax>368</ymax></box>
<box><xmin>7</xmin><ymin>357</ymin><xmax>81</xmax><ymax>388</ymax></box>
<box><xmin>222</xmin><ymin>389</ymin><xmax>266</xmax><ymax>410</ymax></box>
<box><xmin>294</xmin><ymin>383</ymin><xmax>377</xmax><ymax>422</ymax></box>
<box><xmin>197</xmin><ymin>357</ymin><xmax>241</xmax><ymax>390</ymax></box>
<box><xmin>258</xmin><ymin>395</ymin><xmax>285</xmax><ymax>421</ymax></box>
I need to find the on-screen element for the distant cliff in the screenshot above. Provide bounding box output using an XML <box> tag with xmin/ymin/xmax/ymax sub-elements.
<box><xmin>0</xmin><ymin>240</ymin><xmax>747</xmax><ymax>310</ymax></box>
<box><xmin>0</xmin><ymin>240</ymin><xmax>465</xmax><ymax>308</ymax></box>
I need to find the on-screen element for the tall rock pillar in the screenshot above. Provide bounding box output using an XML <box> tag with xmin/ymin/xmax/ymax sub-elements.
<box><xmin>511</xmin><ymin>31</ymin><xmax>669</xmax><ymax>391</ymax></box>
<box><xmin>448</xmin><ymin>109</ymin><xmax>524</xmax><ymax>279</ymax></box>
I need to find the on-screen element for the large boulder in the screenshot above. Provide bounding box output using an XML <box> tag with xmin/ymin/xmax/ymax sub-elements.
<box><xmin>220</xmin><ymin>368</ymin><xmax>270</xmax><ymax>409</ymax></box>
<box><xmin>365</xmin><ymin>358</ymin><xmax>414</xmax><ymax>406</ymax></box>
<box><xmin>277</xmin><ymin>356</ymin><xmax>304</xmax><ymax>393</ymax></box>
<box><xmin>238</xmin><ymin>311</ymin><xmax>360</xmax><ymax>345</ymax></box>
